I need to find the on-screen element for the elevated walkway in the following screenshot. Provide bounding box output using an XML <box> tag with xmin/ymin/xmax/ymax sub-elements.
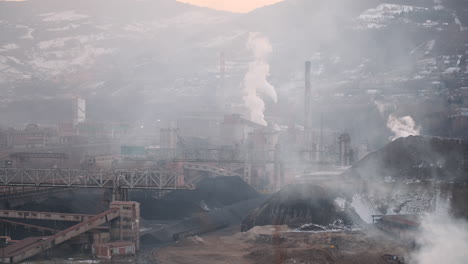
<box><xmin>0</xmin><ymin>208</ymin><xmax>119</xmax><ymax>263</ymax></box>
<box><xmin>0</xmin><ymin>201</ymin><xmax>140</xmax><ymax>263</ymax></box>
<box><xmin>0</xmin><ymin>210</ymin><xmax>94</xmax><ymax>222</ymax></box>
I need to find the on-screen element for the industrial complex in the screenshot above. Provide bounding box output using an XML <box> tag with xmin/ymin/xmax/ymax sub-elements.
<box><xmin>1</xmin><ymin>0</ymin><xmax>468</xmax><ymax>263</ymax></box>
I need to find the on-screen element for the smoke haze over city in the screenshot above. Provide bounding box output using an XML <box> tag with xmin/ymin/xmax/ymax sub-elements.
<box><xmin>0</xmin><ymin>0</ymin><xmax>467</xmax><ymax>263</ymax></box>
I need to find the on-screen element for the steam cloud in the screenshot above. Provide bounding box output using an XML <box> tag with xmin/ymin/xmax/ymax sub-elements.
<box><xmin>243</xmin><ymin>32</ymin><xmax>277</xmax><ymax>126</ymax></box>
<box><xmin>411</xmin><ymin>215</ymin><xmax>468</xmax><ymax>264</ymax></box>
<box><xmin>374</xmin><ymin>101</ymin><xmax>420</xmax><ymax>140</ymax></box>
<box><xmin>387</xmin><ymin>114</ymin><xmax>420</xmax><ymax>141</ymax></box>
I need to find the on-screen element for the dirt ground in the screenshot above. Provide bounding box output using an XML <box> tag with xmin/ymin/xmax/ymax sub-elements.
<box><xmin>154</xmin><ymin>225</ymin><xmax>409</xmax><ymax>264</ymax></box>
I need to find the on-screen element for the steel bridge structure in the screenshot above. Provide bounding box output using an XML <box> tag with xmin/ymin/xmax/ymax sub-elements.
<box><xmin>0</xmin><ymin>168</ymin><xmax>196</xmax><ymax>191</ymax></box>
<box><xmin>0</xmin><ymin>148</ymin><xmax>325</xmax><ymax>198</ymax></box>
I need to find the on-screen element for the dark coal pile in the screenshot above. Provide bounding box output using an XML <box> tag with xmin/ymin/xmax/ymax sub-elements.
<box><xmin>131</xmin><ymin>176</ymin><xmax>260</xmax><ymax>221</ymax></box>
<box><xmin>141</xmin><ymin>196</ymin><xmax>267</xmax><ymax>244</ymax></box>
<box><xmin>241</xmin><ymin>184</ymin><xmax>361</xmax><ymax>231</ymax></box>
<box><xmin>345</xmin><ymin>136</ymin><xmax>468</xmax><ymax>182</ymax></box>
<box><xmin>337</xmin><ymin>136</ymin><xmax>468</xmax><ymax>221</ymax></box>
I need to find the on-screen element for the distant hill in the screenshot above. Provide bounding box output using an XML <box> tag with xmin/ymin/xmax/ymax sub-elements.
<box><xmin>0</xmin><ymin>0</ymin><xmax>467</xmax><ymax>125</ymax></box>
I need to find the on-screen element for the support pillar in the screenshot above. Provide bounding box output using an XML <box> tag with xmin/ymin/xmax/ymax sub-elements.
<box><xmin>112</xmin><ymin>187</ymin><xmax>128</xmax><ymax>202</ymax></box>
<box><xmin>273</xmin><ymin>144</ymin><xmax>283</xmax><ymax>189</ymax></box>
<box><xmin>280</xmin><ymin>162</ymin><xmax>285</xmax><ymax>187</ymax></box>
<box><xmin>243</xmin><ymin>163</ymin><xmax>251</xmax><ymax>185</ymax></box>
<box><xmin>110</xmin><ymin>201</ymin><xmax>140</xmax><ymax>250</ymax></box>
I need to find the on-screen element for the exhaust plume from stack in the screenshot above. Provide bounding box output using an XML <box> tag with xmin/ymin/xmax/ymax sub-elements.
<box><xmin>243</xmin><ymin>32</ymin><xmax>277</xmax><ymax>126</ymax></box>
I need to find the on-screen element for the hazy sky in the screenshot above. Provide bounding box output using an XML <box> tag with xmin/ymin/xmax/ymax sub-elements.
<box><xmin>177</xmin><ymin>0</ymin><xmax>284</xmax><ymax>13</ymax></box>
<box><xmin>0</xmin><ymin>0</ymin><xmax>284</xmax><ymax>12</ymax></box>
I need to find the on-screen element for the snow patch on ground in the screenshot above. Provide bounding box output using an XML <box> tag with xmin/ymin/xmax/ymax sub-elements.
<box><xmin>199</xmin><ymin>200</ymin><xmax>210</xmax><ymax>211</ymax></box>
<box><xmin>426</xmin><ymin>40</ymin><xmax>435</xmax><ymax>54</ymax></box>
<box><xmin>95</xmin><ymin>24</ymin><xmax>113</xmax><ymax>30</ymax></box>
<box><xmin>16</xmin><ymin>25</ymin><xmax>34</xmax><ymax>39</ymax></box>
<box><xmin>294</xmin><ymin>222</ymin><xmax>360</xmax><ymax>233</ymax></box>
<box><xmin>0</xmin><ymin>43</ymin><xmax>19</xmax><ymax>52</ymax></box>
<box><xmin>0</xmin><ymin>56</ymin><xmax>27</xmax><ymax>78</ymax></box>
<box><xmin>40</xmin><ymin>10</ymin><xmax>89</xmax><ymax>22</ymax></box>
<box><xmin>334</xmin><ymin>197</ymin><xmax>346</xmax><ymax>211</ymax></box>
<box><xmin>422</xmin><ymin>20</ymin><xmax>440</xmax><ymax>28</ymax></box>
<box><xmin>124</xmin><ymin>23</ymin><xmax>153</xmax><ymax>33</ymax></box>
<box><xmin>48</xmin><ymin>24</ymin><xmax>80</xmax><ymax>31</ymax></box>
<box><xmin>444</xmin><ymin>67</ymin><xmax>459</xmax><ymax>74</ymax></box>
<box><xmin>453</xmin><ymin>13</ymin><xmax>466</xmax><ymax>30</ymax></box>
<box><xmin>38</xmin><ymin>34</ymin><xmax>106</xmax><ymax>50</ymax></box>
<box><xmin>38</xmin><ymin>37</ymin><xmax>75</xmax><ymax>50</ymax></box>
<box><xmin>70</xmin><ymin>46</ymin><xmax>114</xmax><ymax>66</ymax></box>
<box><xmin>357</xmin><ymin>4</ymin><xmax>428</xmax><ymax>29</ymax></box>
<box><xmin>360</xmin><ymin>4</ymin><xmax>426</xmax><ymax>20</ymax></box>
<box><xmin>366</xmin><ymin>183</ymin><xmax>454</xmax><ymax>217</ymax></box>
<box><xmin>29</xmin><ymin>45</ymin><xmax>114</xmax><ymax>75</ymax></box>
<box><xmin>6</xmin><ymin>56</ymin><xmax>21</xmax><ymax>65</ymax></box>
<box><xmin>28</xmin><ymin>57</ymin><xmax>68</xmax><ymax>76</ymax></box>
<box><xmin>139</xmin><ymin>227</ymin><xmax>151</xmax><ymax>232</ymax></box>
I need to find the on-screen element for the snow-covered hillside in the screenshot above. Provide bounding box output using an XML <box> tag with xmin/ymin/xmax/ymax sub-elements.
<box><xmin>0</xmin><ymin>0</ymin><xmax>467</xmax><ymax>124</ymax></box>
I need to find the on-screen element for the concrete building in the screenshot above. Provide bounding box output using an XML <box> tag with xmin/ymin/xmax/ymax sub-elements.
<box><xmin>248</xmin><ymin>128</ymin><xmax>279</xmax><ymax>150</ymax></box>
<box><xmin>177</xmin><ymin>115</ymin><xmax>220</xmax><ymax>141</ymax></box>
<box><xmin>92</xmin><ymin>241</ymin><xmax>136</xmax><ymax>259</ymax></box>
<box><xmin>76</xmin><ymin>122</ymin><xmax>130</xmax><ymax>140</ymax></box>
<box><xmin>1</xmin><ymin>97</ymin><xmax>86</xmax><ymax>126</ymax></box>
<box><xmin>73</xmin><ymin>97</ymin><xmax>86</xmax><ymax>126</ymax></box>
<box><xmin>220</xmin><ymin>114</ymin><xmax>264</xmax><ymax>146</ymax></box>
<box><xmin>3</xmin><ymin>124</ymin><xmax>59</xmax><ymax>149</ymax></box>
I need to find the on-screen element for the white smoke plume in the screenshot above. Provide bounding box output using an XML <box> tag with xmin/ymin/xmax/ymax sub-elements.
<box><xmin>387</xmin><ymin>114</ymin><xmax>420</xmax><ymax>141</ymax></box>
<box><xmin>411</xmin><ymin>215</ymin><xmax>468</xmax><ymax>264</ymax></box>
<box><xmin>373</xmin><ymin>101</ymin><xmax>420</xmax><ymax>140</ymax></box>
<box><xmin>374</xmin><ymin>100</ymin><xmax>394</xmax><ymax>117</ymax></box>
<box><xmin>243</xmin><ymin>32</ymin><xmax>277</xmax><ymax>126</ymax></box>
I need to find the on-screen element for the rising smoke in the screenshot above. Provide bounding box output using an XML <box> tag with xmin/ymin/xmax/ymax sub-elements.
<box><xmin>411</xmin><ymin>214</ymin><xmax>468</xmax><ymax>264</ymax></box>
<box><xmin>387</xmin><ymin>114</ymin><xmax>420</xmax><ymax>141</ymax></box>
<box><xmin>374</xmin><ymin>101</ymin><xmax>420</xmax><ymax>140</ymax></box>
<box><xmin>243</xmin><ymin>32</ymin><xmax>277</xmax><ymax>126</ymax></box>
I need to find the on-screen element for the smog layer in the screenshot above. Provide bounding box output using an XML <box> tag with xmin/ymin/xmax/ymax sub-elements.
<box><xmin>0</xmin><ymin>0</ymin><xmax>467</xmax><ymax>264</ymax></box>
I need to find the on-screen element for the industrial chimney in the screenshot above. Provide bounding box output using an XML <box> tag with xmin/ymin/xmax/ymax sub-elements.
<box><xmin>303</xmin><ymin>61</ymin><xmax>313</xmax><ymax>152</ymax></box>
<box><xmin>304</xmin><ymin>61</ymin><xmax>311</xmax><ymax>130</ymax></box>
<box><xmin>338</xmin><ymin>133</ymin><xmax>351</xmax><ymax>166</ymax></box>
<box><xmin>217</xmin><ymin>52</ymin><xmax>226</xmax><ymax>110</ymax></box>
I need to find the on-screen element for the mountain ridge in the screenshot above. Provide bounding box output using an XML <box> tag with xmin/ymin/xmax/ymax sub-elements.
<box><xmin>0</xmin><ymin>0</ymin><xmax>467</xmax><ymax>127</ymax></box>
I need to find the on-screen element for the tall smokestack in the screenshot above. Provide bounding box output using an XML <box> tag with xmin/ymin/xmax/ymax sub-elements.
<box><xmin>217</xmin><ymin>52</ymin><xmax>226</xmax><ymax>110</ymax></box>
<box><xmin>305</xmin><ymin>61</ymin><xmax>311</xmax><ymax>130</ymax></box>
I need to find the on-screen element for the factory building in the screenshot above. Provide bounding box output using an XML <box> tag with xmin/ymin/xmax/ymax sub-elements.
<box><xmin>2</xmin><ymin>124</ymin><xmax>59</xmax><ymax>149</ymax></box>
<box><xmin>177</xmin><ymin>114</ymin><xmax>221</xmax><ymax>145</ymax></box>
<box><xmin>220</xmin><ymin>114</ymin><xmax>265</xmax><ymax>146</ymax></box>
